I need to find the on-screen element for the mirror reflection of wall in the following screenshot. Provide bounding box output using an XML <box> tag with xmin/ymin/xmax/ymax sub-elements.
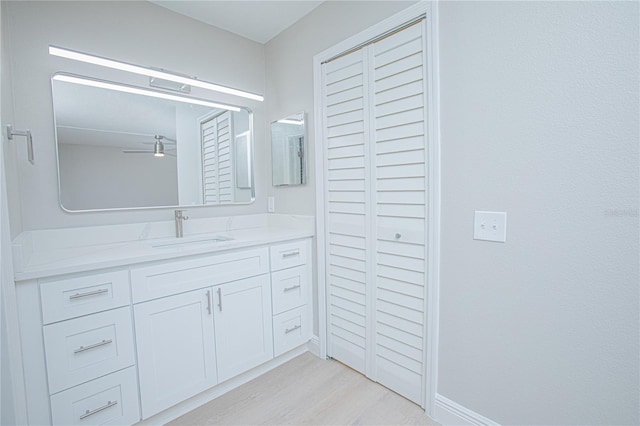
<box><xmin>271</xmin><ymin>112</ymin><xmax>306</xmax><ymax>186</ymax></box>
<box><xmin>52</xmin><ymin>74</ymin><xmax>255</xmax><ymax>211</ymax></box>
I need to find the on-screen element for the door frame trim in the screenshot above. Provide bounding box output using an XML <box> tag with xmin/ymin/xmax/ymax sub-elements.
<box><xmin>312</xmin><ymin>1</ymin><xmax>441</xmax><ymax>416</ymax></box>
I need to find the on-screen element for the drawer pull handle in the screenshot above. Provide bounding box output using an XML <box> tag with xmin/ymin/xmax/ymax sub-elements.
<box><xmin>74</xmin><ymin>339</ymin><xmax>113</xmax><ymax>354</ymax></box>
<box><xmin>283</xmin><ymin>284</ymin><xmax>301</xmax><ymax>292</ymax></box>
<box><xmin>285</xmin><ymin>324</ymin><xmax>301</xmax><ymax>334</ymax></box>
<box><xmin>69</xmin><ymin>288</ymin><xmax>109</xmax><ymax>300</ymax></box>
<box><xmin>282</xmin><ymin>250</ymin><xmax>300</xmax><ymax>258</ymax></box>
<box><xmin>79</xmin><ymin>400</ymin><xmax>118</xmax><ymax>420</ymax></box>
<box><xmin>217</xmin><ymin>287</ymin><xmax>223</xmax><ymax>312</ymax></box>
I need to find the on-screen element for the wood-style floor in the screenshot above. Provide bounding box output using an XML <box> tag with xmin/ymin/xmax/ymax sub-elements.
<box><xmin>167</xmin><ymin>352</ymin><xmax>439</xmax><ymax>425</ymax></box>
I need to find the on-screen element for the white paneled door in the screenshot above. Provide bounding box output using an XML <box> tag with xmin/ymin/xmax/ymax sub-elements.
<box><xmin>322</xmin><ymin>20</ymin><xmax>427</xmax><ymax>405</ymax></box>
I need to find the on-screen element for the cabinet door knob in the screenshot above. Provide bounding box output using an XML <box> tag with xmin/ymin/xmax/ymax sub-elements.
<box><xmin>395</xmin><ymin>233</ymin><xmax>401</xmax><ymax>239</ymax></box>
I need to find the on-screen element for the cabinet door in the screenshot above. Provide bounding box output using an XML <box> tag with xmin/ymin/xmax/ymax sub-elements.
<box><xmin>213</xmin><ymin>275</ymin><xmax>273</xmax><ymax>382</ymax></box>
<box><xmin>134</xmin><ymin>289</ymin><xmax>217</xmax><ymax>419</ymax></box>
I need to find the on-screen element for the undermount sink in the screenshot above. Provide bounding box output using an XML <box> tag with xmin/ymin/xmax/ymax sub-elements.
<box><xmin>151</xmin><ymin>235</ymin><xmax>234</xmax><ymax>249</ymax></box>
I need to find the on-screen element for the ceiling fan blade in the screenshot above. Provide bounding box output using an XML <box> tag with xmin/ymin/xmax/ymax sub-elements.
<box><xmin>155</xmin><ymin>135</ymin><xmax>177</xmax><ymax>143</ymax></box>
<box><xmin>122</xmin><ymin>150</ymin><xmax>177</xmax><ymax>157</ymax></box>
<box><xmin>143</xmin><ymin>141</ymin><xmax>176</xmax><ymax>145</ymax></box>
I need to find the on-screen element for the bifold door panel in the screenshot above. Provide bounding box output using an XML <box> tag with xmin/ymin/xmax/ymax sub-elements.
<box><xmin>322</xmin><ymin>21</ymin><xmax>427</xmax><ymax>405</ymax></box>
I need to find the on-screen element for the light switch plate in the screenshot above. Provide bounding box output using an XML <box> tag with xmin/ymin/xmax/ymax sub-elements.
<box><xmin>267</xmin><ymin>196</ymin><xmax>275</xmax><ymax>213</ymax></box>
<box><xmin>474</xmin><ymin>211</ymin><xmax>507</xmax><ymax>242</ymax></box>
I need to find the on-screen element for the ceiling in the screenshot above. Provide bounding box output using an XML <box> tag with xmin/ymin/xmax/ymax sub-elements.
<box><xmin>149</xmin><ymin>1</ymin><xmax>324</xmax><ymax>44</ymax></box>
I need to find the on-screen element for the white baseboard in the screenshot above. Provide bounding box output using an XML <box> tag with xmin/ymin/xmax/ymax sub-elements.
<box><xmin>434</xmin><ymin>394</ymin><xmax>499</xmax><ymax>426</ymax></box>
<box><xmin>307</xmin><ymin>334</ymin><xmax>320</xmax><ymax>357</ymax></box>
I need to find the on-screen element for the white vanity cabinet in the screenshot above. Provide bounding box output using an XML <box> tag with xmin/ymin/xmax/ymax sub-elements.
<box><xmin>15</xmin><ymin>232</ymin><xmax>313</xmax><ymax>426</ymax></box>
<box><xmin>270</xmin><ymin>239</ymin><xmax>312</xmax><ymax>356</ymax></box>
<box><xmin>38</xmin><ymin>270</ymin><xmax>140</xmax><ymax>426</ymax></box>
<box><xmin>130</xmin><ymin>246</ymin><xmax>274</xmax><ymax>419</ymax></box>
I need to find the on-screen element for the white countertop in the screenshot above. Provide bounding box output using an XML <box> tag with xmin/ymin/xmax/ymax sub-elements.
<box><xmin>13</xmin><ymin>214</ymin><xmax>314</xmax><ymax>281</ymax></box>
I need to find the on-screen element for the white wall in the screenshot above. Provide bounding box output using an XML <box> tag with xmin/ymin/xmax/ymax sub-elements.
<box><xmin>232</xmin><ymin>110</ymin><xmax>252</xmax><ymax>202</ymax></box>
<box><xmin>1</xmin><ymin>4</ymin><xmax>26</xmax><ymax>422</ymax></box>
<box><xmin>4</xmin><ymin>1</ymin><xmax>267</xmax><ymax>233</ymax></box>
<box><xmin>1</xmin><ymin>3</ymin><xmax>20</xmax><ymax>239</ymax></box>
<box><xmin>59</xmin><ymin>144</ymin><xmax>179</xmax><ymax>210</ymax></box>
<box><xmin>0</xmin><ymin>3</ymin><xmax>13</xmax><ymax>421</ymax></box>
<box><xmin>267</xmin><ymin>1</ymin><xmax>638</xmax><ymax>424</ymax></box>
<box><xmin>176</xmin><ymin>105</ymin><xmax>205</xmax><ymax>206</ymax></box>
<box><xmin>437</xmin><ymin>2</ymin><xmax>639</xmax><ymax>424</ymax></box>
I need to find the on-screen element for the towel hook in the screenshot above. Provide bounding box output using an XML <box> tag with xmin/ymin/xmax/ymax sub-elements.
<box><xmin>6</xmin><ymin>124</ymin><xmax>34</xmax><ymax>165</ymax></box>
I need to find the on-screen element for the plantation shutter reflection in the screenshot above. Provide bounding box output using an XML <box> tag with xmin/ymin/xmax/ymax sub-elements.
<box><xmin>202</xmin><ymin>111</ymin><xmax>234</xmax><ymax>204</ymax></box>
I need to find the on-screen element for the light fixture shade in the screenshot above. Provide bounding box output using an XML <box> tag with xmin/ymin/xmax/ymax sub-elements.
<box><xmin>153</xmin><ymin>140</ymin><xmax>165</xmax><ymax>157</ymax></box>
<box><xmin>52</xmin><ymin>74</ymin><xmax>241</xmax><ymax>112</ymax></box>
<box><xmin>49</xmin><ymin>45</ymin><xmax>264</xmax><ymax>102</ymax></box>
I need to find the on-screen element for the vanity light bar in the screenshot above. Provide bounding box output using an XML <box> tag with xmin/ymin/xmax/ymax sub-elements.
<box><xmin>53</xmin><ymin>74</ymin><xmax>241</xmax><ymax>112</ymax></box>
<box><xmin>49</xmin><ymin>46</ymin><xmax>264</xmax><ymax>102</ymax></box>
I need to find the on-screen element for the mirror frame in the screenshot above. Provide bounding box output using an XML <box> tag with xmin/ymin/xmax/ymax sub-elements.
<box><xmin>271</xmin><ymin>112</ymin><xmax>307</xmax><ymax>187</ymax></box>
<box><xmin>51</xmin><ymin>72</ymin><xmax>257</xmax><ymax>212</ymax></box>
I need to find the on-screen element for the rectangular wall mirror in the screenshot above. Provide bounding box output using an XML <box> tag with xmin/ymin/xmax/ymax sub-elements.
<box><xmin>271</xmin><ymin>112</ymin><xmax>306</xmax><ymax>186</ymax></box>
<box><xmin>52</xmin><ymin>73</ymin><xmax>255</xmax><ymax>211</ymax></box>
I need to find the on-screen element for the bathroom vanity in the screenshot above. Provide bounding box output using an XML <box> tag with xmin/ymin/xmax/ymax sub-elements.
<box><xmin>12</xmin><ymin>215</ymin><xmax>314</xmax><ymax>425</ymax></box>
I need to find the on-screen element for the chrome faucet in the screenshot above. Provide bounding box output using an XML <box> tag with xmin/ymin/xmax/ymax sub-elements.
<box><xmin>174</xmin><ymin>210</ymin><xmax>189</xmax><ymax>238</ymax></box>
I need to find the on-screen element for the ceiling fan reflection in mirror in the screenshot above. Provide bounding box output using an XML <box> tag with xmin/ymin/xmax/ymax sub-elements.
<box><xmin>122</xmin><ymin>135</ymin><xmax>176</xmax><ymax>157</ymax></box>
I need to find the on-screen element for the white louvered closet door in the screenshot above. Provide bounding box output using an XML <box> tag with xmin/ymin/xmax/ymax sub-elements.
<box><xmin>322</xmin><ymin>20</ymin><xmax>427</xmax><ymax>405</ymax></box>
<box><xmin>324</xmin><ymin>48</ymin><xmax>370</xmax><ymax>375</ymax></box>
<box><xmin>371</xmin><ymin>22</ymin><xmax>426</xmax><ymax>405</ymax></box>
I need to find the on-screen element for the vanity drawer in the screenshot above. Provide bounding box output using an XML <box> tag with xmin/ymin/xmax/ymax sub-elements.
<box><xmin>270</xmin><ymin>239</ymin><xmax>309</xmax><ymax>272</ymax></box>
<box><xmin>271</xmin><ymin>265</ymin><xmax>309</xmax><ymax>315</ymax></box>
<box><xmin>131</xmin><ymin>247</ymin><xmax>269</xmax><ymax>303</ymax></box>
<box><xmin>50</xmin><ymin>366</ymin><xmax>140</xmax><ymax>426</ymax></box>
<box><xmin>273</xmin><ymin>305</ymin><xmax>311</xmax><ymax>357</ymax></box>
<box><xmin>40</xmin><ymin>270</ymin><xmax>130</xmax><ymax>324</ymax></box>
<box><xmin>43</xmin><ymin>306</ymin><xmax>135</xmax><ymax>394</ymax></box>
